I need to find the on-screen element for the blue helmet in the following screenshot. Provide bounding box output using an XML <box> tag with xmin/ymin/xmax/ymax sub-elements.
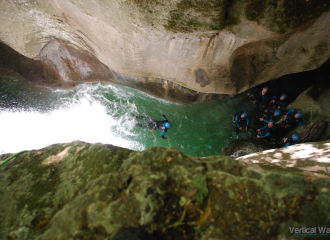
<box><xmin>293</xmin><ymin>133</ymin><xmax>300</xmax><ymax>141</ymax></box>
<box><xmin>275</xmin><ymin>110</ymin><xmax>281</xmax><ymax>116</ymax></box>
<box><xmin>164</xmin><ymin>122</ymin><xmax>172</xmax><ymax>128</ymax></box>
<box><xmin>296</xmin><ymin>112</ymin><xmax>303</xmax><ymax>118</ymax></box>
<box><xmin>281</xmin><ymin>93</ymin><xmax>287</xmax><ymax>99</ymax></box>
<box><xmin>263</xmin><ymin>86</ymin><xmax>269</xmax><ymax>90</ymax></box>
<box><xmin>241</xmin><ymin>112</ymin><xmax>248</xmax><ymax>118</ymax></box>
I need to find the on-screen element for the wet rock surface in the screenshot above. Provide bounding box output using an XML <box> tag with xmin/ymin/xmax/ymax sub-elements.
<box><xmin>1</xmin><ymin>141</ymin><xmax>330</xmax><ymax>239</ymax></box>
<box><xmin>0</xmin><ymin>0</ymin><xmax>330</xmax><ymax>100</ymax></box>
<box><xmin>222</xmin><ymin>139</ymin><xmax>272</xmax><ymax>158</ymax></box>
<box><xmin>284</xmin><ymin>82</ymin><xmax>330</xmax><ymax>141</ymax></box>
<box><xmin>223</xmin><ymin>79</ymin><xmax>330</xmax><ymax>157</ymax></box>
<box><xmin>0</xmin><ymin>39</ymin><xmax>116</xmax><ymax>89</ymax></box>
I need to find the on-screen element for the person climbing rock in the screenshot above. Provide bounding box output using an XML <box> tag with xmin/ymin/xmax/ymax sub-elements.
<box><xmin>233</xmin><ymin>110</ymin><xmax>250</xmax><ymax>135</ymax></box>
<box><xmin>259</xmin><ymin>109</ymin><xmax>281</xmax><ymax>123</ymax></box>
<box><xmin>269</xmin><ymin>93</ymin><xmax>287</xmax><ymax>109</ymax></box>
<box><xmin>280</xmin><ymin>133</ymin><xmax>300</xmax><ymax>148</ymax></box>
<box><xmin>132</xmin><ymin>114</ymin><xmax>172</xmax><ymax>140</ymax></box>
<box><xmin>276</xmin><ymin>110</ymin><xmax>303</xmax><ymax>138</ymax></box>
<box><xmin>257</xmin><ymin>120</ymin><xmax>275</xmax><ymax>139</ymax></box>
<box><xmin>247</xmin><ymin>86</ymin><xmax>269</xmax><ymax>110</ymax></box>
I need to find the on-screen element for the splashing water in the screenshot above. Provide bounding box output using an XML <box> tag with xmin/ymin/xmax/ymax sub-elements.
<box><xmin>0</xmin><ymin>74</ymin><xmax>258</xmax><ymax>156</ymax></box>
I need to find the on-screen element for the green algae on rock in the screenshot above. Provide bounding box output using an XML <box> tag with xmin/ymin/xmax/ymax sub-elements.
<box><xmin>244</xmin><ymin>0</ymin><xmax>330</xmax><ymax>34</ymax></box>
<box><xmin>1</xmin><ymin>141</ymin><xmax>330</xmax><ymax>239</ymax></box>
<box><xmin>0</xmin><ymin>141</ymin><xmax>133</xmax><ymax>239</ymax></box>
<box><xmin>164</xmin><ymin>0</ymin><xmax>227</xmax><ymax>32</ymax></box>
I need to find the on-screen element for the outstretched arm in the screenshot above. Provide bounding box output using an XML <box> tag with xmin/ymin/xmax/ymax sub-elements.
<box><xmin>162</xmin><ymin>115</ymin><xmax>167</xmax><ymax>121</ymax></box>
<box><xmin>285</xmin><ymin>109</ymin><xmax>295</xmax><ymax>116</ymax></box>
<box><xmin>248</xmin><ymin>89</ymin><xmax>258</xmax><ymax>95</ymax></box>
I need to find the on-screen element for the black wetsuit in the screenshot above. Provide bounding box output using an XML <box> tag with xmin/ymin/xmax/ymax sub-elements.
<box><xmin>283</xmin><ymin>137</ymin><xmax>299</xmax><ymax>148</ymax></box>
<box><xmin>258</xmin><ymin>125</ymin><xmax>274</xmax><ymax>139</ymax></box>
<box><xmin>261</xmin><ymin>111</ymin><xmax>279</xmax><ymax>123</ymax></box>
<box><xmin>269</xmin><ymin>95</ymin><xmax>286</xmax><ymax>108</ymax></box>
<box><xmin>134</xmin><ymin>116</ymin><xmax>169</xmax><ymax>139</ymax></box>
<box><xmin>276</xmin><ymin>110</ymin><xmax>303</xmax><ymax>137</ymax></box>
<box><xmin>249</xmin><ymin>89</ymin><xmax>268</xmax><ymax>110</ymax></box>
<box><xmin>281</xmin><ymin>110</ymin><xmax>303</xmax><ymax>128</ymax></box>
<box><xmin>234</xmin><ymin>111</ymin><xmax>250</xmax><ymax>135</ymax></box>
<box><xmin>276</xmin><ymin>136</ymin><xmax>298</xmax><ymax>148</ymax></box>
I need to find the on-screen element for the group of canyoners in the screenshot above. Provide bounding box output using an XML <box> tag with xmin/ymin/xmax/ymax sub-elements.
<box><xmin>234</xmin><ymin>86</ymin><xmax>303</xmax><ymax>148</ymax></box>
<box><xmin>131</xmin><ymin>86</ymin><xmax>303</xmax><ymax>148</ymax></box>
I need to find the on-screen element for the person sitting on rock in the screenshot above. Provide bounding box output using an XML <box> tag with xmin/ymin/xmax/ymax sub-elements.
<box><xmin>247</xmin><ymin>86</ymin><xmax>269</xmax><ymax>110</ymax></box>
<box><xmin>269</xmin><ymin>93</ymin><xmax>287</xmax><ymax>109</ymax></box>
<box><xmin>276</xmin><ymin>110</ymin><xmax>303</xmax><ymax>137</ymax></box>
<box><xmin>257</xmin><ymin>120</ymin><xmax>275</xmax><ymax>139</ymax></box>
<box><xmin>281</xmin><ymin>110</ymin><xmax>303</xmax><ymax>128</ymax></box>
<box><xmin>259</xmin><ymin>109</ymin><xmax>281</xmax><ymax>123</ymax></box>
<box><xmin>233</xmin><ymin>110</ymin><xmax>250</xmax><ymax>135</ymax></box>
<box><xmin>281</xmin><ymin>133</ymin><xmax>300</xmax><ymax>148</ymax></box>
<box><xmin>132</xmin><ymin>114</ymin><xmax>171</xmax><ymax>140</ymax></box>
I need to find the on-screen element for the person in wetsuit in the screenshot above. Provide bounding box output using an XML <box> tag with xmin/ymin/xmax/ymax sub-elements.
<box><xmin>233</xmin><ymin>111</ymin><xmax>250</xmax><ymax>135</ymax></box>
<box><xmin>259</xmin><ymin>109</ymin><xmax>281</xmax><ymax>123</ymax></box>
<box><xmin>257</xmin><ymin>120</ymin><xmax>275</xmax><ymax>139</ymax></box>
<box><xmin>132</xmin><ymin>114</ymin><xmax>172</xmax><ymax>140</ymax></box>
<box><xmin>277</xmin><ymin>133</ymin><xmax>300</xmax><ymax>148</ymax></box>
<box><xmin>247</xmin><ymin>86</ymin><xmax>269</xmax><ymax>110</ymax></box>
<box><xmin>269</xmin><ymin>93</ymin><xmax>287</xmax><ymax>109</ymax></box>
<box><xmin>276</xmin><ymin>110</ymin><xmax>303</xmax><ymax>137</ymax></box>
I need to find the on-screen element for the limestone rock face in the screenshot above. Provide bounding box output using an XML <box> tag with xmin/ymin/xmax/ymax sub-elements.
<box><xmin>0</xmin><ymin>0</ymin><xmax>330</xmax><ymax>101</ymax></box>
<box><xmin>1</xmin><ymin>141</ymin><xmax>330</xmax><ymax>239</ymax></box>
<box><xmin>0</xmin><ymin>39</ymin><xmax>115</xmax><ymax>88</ymax></box>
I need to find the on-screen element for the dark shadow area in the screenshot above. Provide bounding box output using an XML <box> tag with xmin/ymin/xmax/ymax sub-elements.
<box><xmin>261</xmin><ymin>57</ymin><xmax>330</xmax><ymax>107</ymax></box>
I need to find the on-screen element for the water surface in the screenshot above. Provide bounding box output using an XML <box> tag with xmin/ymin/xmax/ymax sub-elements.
<box><xmin>0</xmin><ymin>72</ymin><xmax>258</xmax><ymax>156</ymax></box>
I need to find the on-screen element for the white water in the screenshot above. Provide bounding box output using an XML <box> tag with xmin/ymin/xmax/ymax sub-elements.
<box><xmin>0</xmin><ymin>82</ymin><xmax>145</xmax><ymax>154</ymax></box>
<box><xmin>0</xmin><ymin>79</ymin><xmax>245</xmax><ymax>157</ymax></box>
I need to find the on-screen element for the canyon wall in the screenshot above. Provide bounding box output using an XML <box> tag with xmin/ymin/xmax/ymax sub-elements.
<box><xmin>0</xmin><ymin>0</ymin><xmax>329</xmax><ymax>102</ymax></box>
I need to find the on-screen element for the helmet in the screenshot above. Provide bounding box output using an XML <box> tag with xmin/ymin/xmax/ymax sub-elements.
<box><xmin>296</xmin><ymin>112</ymin><xmax>303</xmax><ymax>118</ymax></box>
<box><xmin>241</xmin><ymin>112</ymin><xmax>248</xmax><ymax>118</ymax></box>
<box><xmin>293</xmin><ymin>133</ymin><xmax>300</xmax><ymax>141</ymax></box>
<box><xmin>263</xmin><ymin>86</ymin><xmax>269</xmax><ymax>90</ymax></box>
<box><xmin>281</xmin><ymin>93</ymin><xmax>287</xmax><ymax>99</ymax></box>
<box><xmin>275</xmin><ymin>110</ymin><xmax>281</xmax><ymax>116</ymax></box>
<box><xmin>164</xmin><ymin>122</ymin><xmax>172</xmax><ymax>128</ymax></box>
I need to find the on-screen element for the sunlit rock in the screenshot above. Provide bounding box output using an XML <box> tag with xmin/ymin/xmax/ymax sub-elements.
<box><xmin>237</xmin><ymin>141</ymin><xmax>330</xmax><ymax>175</ymax></box>
<box><xmin>1</xmin><ymin>141</ymin><xmax>330</xmax><ymax>239</ymax></box>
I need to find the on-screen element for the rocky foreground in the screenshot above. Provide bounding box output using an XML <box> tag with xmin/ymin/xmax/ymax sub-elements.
<box><xmin>1</xmin><ymin>141</ymin><xmax>330</xmax><ymax>240</ymax></box>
